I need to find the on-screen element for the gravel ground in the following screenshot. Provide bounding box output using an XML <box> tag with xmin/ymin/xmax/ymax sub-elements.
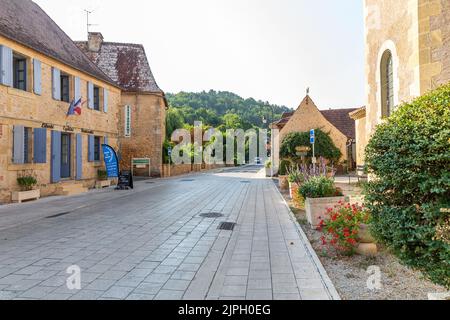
<box><xmin>277</xmin><ymin>182</ymin><xmax>448</xmax><ymax>300</ymax></box>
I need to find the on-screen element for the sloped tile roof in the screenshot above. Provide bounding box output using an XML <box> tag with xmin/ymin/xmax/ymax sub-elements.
<box><xmin>274</xmin><ymin>106</ymin><xmax>358</xmax><ymax>139</ymax></box>
<box><xmin>320</xmin><ymin>108</ymin><xmax>358</xmax><ymax>139</ymax></box>
<box><xmin>0</xmin><ymin>0</ymin><xmax>115</xmax><ymax>85</ymax></box>
<box><xmin>75</xmin><ymin>41</ymin><xmax>162</xmax><ymax>93</ymax></box>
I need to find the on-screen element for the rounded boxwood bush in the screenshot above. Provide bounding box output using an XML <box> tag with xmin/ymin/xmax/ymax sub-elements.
<box><xmin>364</xmin><ymin>84</ymin><xmax>450</xmax><ymax>288</ymax></box>
<box><xmin>279</xmin><ymin>159</ymin><xmax>292</xmax><ymax>176</ymax></box>
<box><xmin>280</xmin><ymin>129</ymin><xmax>342</xmax><ymax>163</ymax></box>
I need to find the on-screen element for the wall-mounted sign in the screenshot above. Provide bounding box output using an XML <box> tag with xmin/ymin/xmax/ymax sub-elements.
<box><xmin>63</xmin><ymin>126</ymin><xmax>74</xmax><ymax>132</ymax></box>
<box><xmin>42</xmin><ymin>123</ymin><xmax>54</xmax><ymax>129</ymax></box>
<box><xmin>81</xmin><ymin>128</ymin><xmax>94</xmax><ymax>134</ymax></box>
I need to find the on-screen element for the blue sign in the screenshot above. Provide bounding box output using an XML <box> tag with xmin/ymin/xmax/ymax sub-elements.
<box><xmin>310</xmin><ymin>137</ymin><xmax>315</xmax><ymax>144</ymax></box>
<box><xmin>310</xmin><ymin>129</ymin><xmax>315</xmax><ymax>144</ymax></box>
<box><xmin>310</xmin><ymin>129</ymin><xmax>315</xmax><ymax>137</ymax></box>
<box><xmin>102</xmin><ymin>144</ymin><xmax>119</xmax><ymax>178</ymax></box>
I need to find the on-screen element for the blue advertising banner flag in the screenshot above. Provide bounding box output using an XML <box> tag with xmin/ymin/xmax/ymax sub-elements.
<box><xmin>102</xmin><ymin>144</ymin><xmax>119</xmax><ymax>178</ymax></box>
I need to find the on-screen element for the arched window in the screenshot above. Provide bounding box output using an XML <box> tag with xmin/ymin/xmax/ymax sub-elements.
<box><xmin>380</xmin><ymin>50</ymin><xmax>394</xmax><ymax>118</ymax></box>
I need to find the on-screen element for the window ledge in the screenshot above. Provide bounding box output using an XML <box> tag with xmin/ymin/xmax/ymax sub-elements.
<box><xmin>7</xmin><ymin>87</ymin><xmax>34</xmax><ymax>99</ymax></box>
<box><xmin>7</xmin><ymin>163</ymin><xmax>47</xmax><ymax>171</ymax></box>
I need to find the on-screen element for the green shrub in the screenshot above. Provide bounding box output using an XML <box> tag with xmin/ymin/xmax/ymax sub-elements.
<box><xmin>280</xmin><ymin>129</ymin><xmax>342</xmax><ymax>163</ymax></box>
<box><xmin>97</xmin><ymin>170</ymin><xmax>108</xmax><ymax>181</ymax></box>
<box><xmin>265</xmin><ymin>160</ymin><xmax>272</xmax><ymax>169</ymax></box>
<box><xmin>364</xmin><ymin>83</ymin><xmax>450</xmax><ymax>288</ymax></box>
<box><xmin>299</xmin><ymin>176</ymin><xmax>341</xmax><ymax>199</ymax></box>
<box><xmin>17</xmin><ymin>172</ymin><xmax>37</xmax><ymax>191</ymax></box>
<box><xmin>279</xmin><ymin>159</ymin><xmax>292</xmax><ymax>176</ymax></box>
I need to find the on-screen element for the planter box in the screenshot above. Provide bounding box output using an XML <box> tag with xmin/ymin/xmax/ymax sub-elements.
<box><xmin>12</xmin><ymin>189</ymin><xmax>40</xmax><ymax>203</ymax></box>
<box><xmin>279</xmin><ymin>176</ymin><xmax>289</xmax><ymax>191</ymax></box>
<box><xmin>265</xmin><ymin>168</ymin><xmax>272</xmax><ymax>177</ymax></box>
<box><xmin>96</xmin><ymin>180</ymin><xmax>111</xmax><ymax>189</ymax></box>
<box><xmin>305</xmin><ymin>196</ymin><xmax>346</xmax><ymax>229</ymax></box>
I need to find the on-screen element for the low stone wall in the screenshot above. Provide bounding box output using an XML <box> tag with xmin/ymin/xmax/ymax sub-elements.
<box><xmin>162</xmin><ymin>164</ymin><xmax>226</xmax><ymax>178</ymax></box>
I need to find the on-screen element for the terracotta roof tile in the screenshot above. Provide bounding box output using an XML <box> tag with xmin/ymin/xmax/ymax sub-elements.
<box><xmin>320</xmin><ymin>108</ymin><xmax>358</xmax><ymax>139</ymax></box>
<box><xmin>0</xmin><ymin>0</ymin><xmax>115</xmax><ymax>85</ymax></box>
<box><xmin>75</xmin><ymin>41</ymin><xmax>162</xmax><ymax>93</ymax></box>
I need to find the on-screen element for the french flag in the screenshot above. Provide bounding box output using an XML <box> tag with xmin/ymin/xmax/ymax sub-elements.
<box><xmin>68</xmin><ymin>98</ymin><xmax>82</xmax><ymax>116</ymax></box>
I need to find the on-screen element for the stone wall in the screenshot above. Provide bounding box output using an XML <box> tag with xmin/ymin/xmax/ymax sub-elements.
<box><xmin>161</xmin><ymin>164</ymin><xmax>226</xmax><ymax>178</ymax></box>
<box><xmin>119</xmin><ymin>93</ymin><xmax>166</xmax><ymax>177</ymax></box>
<box><xmin>0</xmin><ymin>35</ymin><xmax>121</xmax><ymax>203</ymax></box>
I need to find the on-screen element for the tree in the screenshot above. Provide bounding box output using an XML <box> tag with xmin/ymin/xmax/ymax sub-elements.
<box><xmin>165</xmin><ymin>108</ymin><xmax>185</xmax><ymax>139</ymax></box>
<box><xmin>280</xmin><ymin>130</ymin><xmax>342</xmax><ymax>163</ymax></box>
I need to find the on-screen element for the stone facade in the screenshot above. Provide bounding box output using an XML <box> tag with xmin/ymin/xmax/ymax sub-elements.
<box><xmin>76</xmin><ymin>34</ymin><xmax>167</xmax><ymax>177</ymax></box>
<box><xmin>0</xmin><ymin>35</ymin><xmax>121</xmax><ymax>203</ymax></box>
<box><xmin>119</xmin><ymin>93</ymin><xmax>166</xmax><ymax>176</ymax></box>
<box><xmin>276</xmin><ymin>95</ymin><xmax>357</xmax><ymax>166</ymax></box>
<box><xmin>356</xmin><ymin>0</ymin><xmax>450</xmax><ymax>165</ymax></box>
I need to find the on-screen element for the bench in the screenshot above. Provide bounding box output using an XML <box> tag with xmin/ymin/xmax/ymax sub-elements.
<box><xmin>349</xmin><ymin>165</ymin><xmax>368</xmax><ymax>184</ymax></box>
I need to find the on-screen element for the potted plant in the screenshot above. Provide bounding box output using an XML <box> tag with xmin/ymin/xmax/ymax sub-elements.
<box><xmin>319</xmin><ymin>202</ymin><xmax>377</xmax><ymax>256</ymax></box>
<box><xmin>265</xmin><ymin>160</ymin><xmax>272</xmax><ymax>177</ymax></box>
<box><xmin>278</xmin><ymin>159</ymin><xmax>291</xmax><ymax>191</ymax></box>
<box><xmin>96</xmin><ymin>169</ymin><xmax>111</xmax><ymax>188</ymax></box>
<box><xmin>12</xmin><ymin>171</ymin><xmax>40</xmax><ymax>203</ymax></box>
<box><xmin>299</xmin><ymin>176</ymin><xmax>346</xmax><ymax>228</ymax></box>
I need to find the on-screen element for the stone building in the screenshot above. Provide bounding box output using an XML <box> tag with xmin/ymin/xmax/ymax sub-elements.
<box><xmin>76</xmin><ymin>33</ymin><xmax>167</xmax><ymax>177</ymax></box>
<box><xmin>0</xmin><ymin>0</ymin><xmax>122</xmax><ymax>203</ymax></box>
<box><xmin>353</xmin><ymin>0</ymin><xmax>450</xmax><ymax>166</ymax></box>
<box><xmin>273</xmin><ymin>95</ymin><xmax>358</xmax><ymax>169</ymax></box>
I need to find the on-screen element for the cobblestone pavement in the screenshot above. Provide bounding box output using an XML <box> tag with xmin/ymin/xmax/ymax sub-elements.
<box><xmin>0</xmin><ymin>166</ymin><xmax>339</xmax><ymax>300</ymax></box>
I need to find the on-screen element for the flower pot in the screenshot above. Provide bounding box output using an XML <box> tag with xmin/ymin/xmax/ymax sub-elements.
<box><xmin>289</xmin><ymin>182</ymin><xmax>298</xmax><ymax>199</ymax></box>
<box><xmin>358</xmin><ymin>223</ymin><xmax>375</xmax><ymax>243</ymax></box>
<box><xmin>305</xmin><ymin>196</ymin><xmax>346</xmax><ymax>229</ymax></box>
<box><xmin>96</xmin><ymin>180</ymin><xmax>112</xmax><ymax>189</ymax></box>
<box><xmin>279</xmin><ymin>175</ymin><xmax>289</xmax><ymax>191</ymax></box>
<box><xmin>12</xmin><ymin>189</ymin><xmax>40</xmax><ymax>203</ymax></box>
<box><xmin>265</xmin><ymin>168</ymin><xmax>272</xmax><ymax>177</ymax></box>
<box><xmin>355</xmin><ymin>243</ymin><xmax>378</xmax><ymax>256</ymax></box>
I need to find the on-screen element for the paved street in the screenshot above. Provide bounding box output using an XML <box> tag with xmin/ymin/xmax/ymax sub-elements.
<box><xmin>0</xmin><ymin>166</ymin><xmax>339</xmax><ymax>300</ymax></box>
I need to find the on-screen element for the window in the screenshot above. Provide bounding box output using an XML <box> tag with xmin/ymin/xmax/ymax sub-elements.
<box><xmin>12</xmin><ymin>126</ymin><xmax>32</xmax><ymax>164</ymax></box>
<box><xmin>94</xmin><ymin>136</ymin><xmax>101</xmax><ymax>161</ymax></box>
<box><xmin>60</xmin><ymin>74</ymin><xmax>70</xmax><ymax>103</ymax></box>
<box><xmin>124</xmin><ymin>105</ymin><xmax>131</xmax><ymax>137</ymax></box>
<box><xmin>13</xmin><ymin>54</ymin><xmax>27</xmax><ymax>91</ymax></box>
<box><xmin>380</xmin><ymin>50</ymin><xmax>394</xmax><ymax>118</ymax></box>
<box><xmin>93</xmin><ymin>86</ymin><xmax>100</xmax><ymax>111</ymax></box>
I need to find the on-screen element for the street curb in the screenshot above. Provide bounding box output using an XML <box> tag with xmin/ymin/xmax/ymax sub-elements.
<box><xmin>273</xmin><ymin>180</ymin><xmax>342</xmax><ymax>301</ymax></box>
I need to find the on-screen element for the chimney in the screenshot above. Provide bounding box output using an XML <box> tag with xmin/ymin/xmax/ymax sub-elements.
<box><xmin>88</xmin><ymin>32</ymin><xmax>103</xmax><ymax>52</ymax></box>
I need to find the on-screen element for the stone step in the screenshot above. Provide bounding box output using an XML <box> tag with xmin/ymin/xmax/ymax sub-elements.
<box><xmin>56</xmin><ymin>182</ymin><xmax>89</xmax><ymax>196</ymax></box>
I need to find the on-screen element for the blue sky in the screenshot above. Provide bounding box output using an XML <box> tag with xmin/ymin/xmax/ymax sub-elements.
<box><xmin>34</xmin><ymin>0</ymin><xmax>365</xmax><ymax>110</ymax></box>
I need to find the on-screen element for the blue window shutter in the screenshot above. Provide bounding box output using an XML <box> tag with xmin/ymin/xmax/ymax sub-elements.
<box><xmin>51</xmin><ymin>131</ymin><xmax>61</xmax><ymax>183</ymax></box>
<box><xmin>52</xmin><ymin>67</ymin><xmax>61</xmax><ymax>100</ymax></box>
<box><xmin>33</xmin><ymin>59</ymin><xmax>42</xmax><ymax>95</ymax></box>
<box><xmin>13</xmin><ymin>125</ymin><xmax>25</xmax><ymax>164</ymax></box>
<box><xmin>88</xmin><ymin>82</ymin><xmax>94</xmax><ymax>109</ymax></box>
<box><xmin>0</xmin><ymin>45</ymin><xmax>13</xmax><ymax>87</ymax></box>
<box><xmin>88</xmin><ymin>135</ymin><xmax>95</xmax><ymax>162</ymax></box>
<box><xmin>76</xmin><ymin>134</ymin><xmax>83</xmax><ymax>180</ymax></box>
<box><xmin>103</xmin><ymin>88</ymin><xmax>109</xmax><ymax>113</ymax></box>
<box><xmin>33</xmin><ymin>128</ymin><xmax>47</xmax><ymax>163</ymax></box>
<box><xmin>74</xmin><ymin>77</ymin><xmax>81</xmax><ymax>101</ymax></box>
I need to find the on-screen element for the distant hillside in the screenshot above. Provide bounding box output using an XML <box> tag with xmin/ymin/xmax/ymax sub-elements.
<box><xmin>165</xmin><ymin>90</ymin><xmax>291</xmax><ymax>136</ymax></box>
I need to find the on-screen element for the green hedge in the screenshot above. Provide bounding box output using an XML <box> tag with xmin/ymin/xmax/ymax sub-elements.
<box><xmin>280</xmin><ymin>129</ymin><xmax>342</xmax><ymax>163</ymax></box>
<box><xmin>364</xmin><ymin>83</ymin><xmax>450</xmax><ymax>288</ymax></box>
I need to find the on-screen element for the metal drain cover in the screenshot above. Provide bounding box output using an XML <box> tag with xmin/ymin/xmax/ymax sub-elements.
<box><xmin>181</xmin><ymin>179</ymin><xmax>195</xmax><ymax>182</ymax></box>
<box><xmin>218</xmin><ymin>222</ymin><xmax>237</xmax><ymax>231</ymax></box>
<box><xmin>199</xmin><ymin>212</ymin><xmax>224</xmax><ymax>218</ymax></box>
